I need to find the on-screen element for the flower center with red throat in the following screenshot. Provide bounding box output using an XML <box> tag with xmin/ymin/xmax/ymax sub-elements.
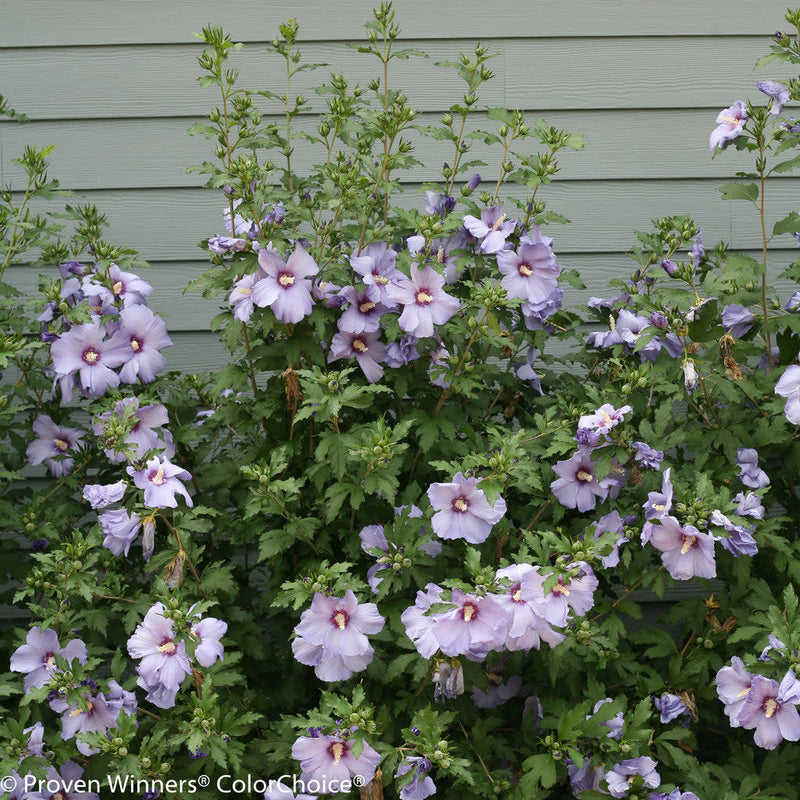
<box><xmin>157</xmin><ymin>639</ymin><xmax>177</xmax><ymax>654</ymax></box>
<box><xmin>82</xmin><ymin>347</ymin><xmax>99</xmax><ymax>365</ymax></box>
<box><xmin>278</xmin><ymin>272</ymin><xmax>295</xmax><ymax>288</ymax></box>
<box><xmin>112</xmin><ymin>280</ymin><xmax>124</xmax><ymax>296</ymax></box>
<box><xmin>328</xmin><ymin>740</ymin><xmax>349</xmax><ymax>763</ymax></box>
<box><xmin>452</xmin><ymin>496</ymin><xmax>469</xmax><ymax>513</ymax></box>
<box><xmin>511</xmin><ymin>583</ymin><xmax>523</xmax><ymax>603</ymax></box>
<box><xmin>764</xmin><ymin>697</ymin><xmax>779</xmax><ymax>718</ymax></box>
<box><xmin>680</xmin><ymin>535</ymin><xmax>697</xmax><ymax>555</ymax></box>
<box><xmin>415</xmin><ymin>288</ymin><xmax>433</xmax><ymax>305</ymax></box>
<box><xmin>53</xmin><ymin>438</ymin><xmax>69</xmax><ymax>452</ymax></box>
<box><xmin>352</xmin><ymin>337</ymin><xmax>368</xmax><ymax>354</ymax></box>
<box><xmin>518</xmin><ymin>262</ymin><xmax>533</xmax><ymax>277</ymax></box>
<box><xmin>130</xmin><ymin>337</ymin><xmax>142</xmax><ymax>352</ymax></box>
<box><xmin>331</xmin><ymin>610</ymin><xmax>348</xmax><ymax>630</ymax></box>
<box><xmin>359</xmin><ymin>300</ymin><xmax>376</xmax><ymax>314</ymax></box>
<box><xmin>150</xmin><ymin>466</ymin><xmax>166</xmax><ymax>486</ymax></box>
<box><xmin>373</xmin><ymin>272</ymin><xmax>388</xmax><ymax>285</ymax></box>
<box><xmin>576</xmin><ymin>469</ymin><xmax>593</xmax><ymax>483</ymax></box>
<box><xmin>461</xmin><ymin>602</ymin><xmax>478</xmax><ymax>622</ymax></box>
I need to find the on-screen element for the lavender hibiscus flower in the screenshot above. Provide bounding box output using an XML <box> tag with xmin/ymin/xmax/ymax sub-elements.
<box><xmin>82</xmin><ymin>480</ymin><xmax>126</xmax><ymax>510</ymax></box>
<box><xmin>463</xmin><ymin>206</ymin><xmax>517</xmax><ymax>254</ymax></box>
<box><xmin>401</xmin><ymin>583</ymin><xmax>446</xmax><ymax>658</ymax></box>
<box><xmin>252</xmin><ymin>243</ymin><xmax>319</xmax><ymax>324</ymax></box>
<box><xmin>26</xmin><ymin>762</ymin><xmax>100</xmax><ymax>800</ymax></box>
<box><xmin>654</xmin><ymin>693</ymin><xmax>692</xmax><ymax>724</ymax></box>
<box><xmin>336</xmin><ymin>286</ymin><xmax>387</xmax><ymax>334</ymax></box>
<box><xmin>292</xmin><ymin>591</ymin><xmax>385</xmax><ymax>681</ymax></box>
<box><xmin>551</xmin><ymin>449</ymin><xmax>609</xmax><ymax>512</ymax></box>
<box><xmin>736</xmin><ymin>448</ymin><xmax>770</xmax><ymax>489</ymax></box>
<box><xmin>127</xmin><ymin>602</ymin><xmax>192</xmax><ymax>709</ymax></box>
<box><xmin>82</xmin><ymin>263</ymin><xmax>152</xmax><ymax>309</ymax></box>
<box><xmin>605</xmin><ymin>756</ymin><xmax>660</xmax><ymax>797</ymax></box>
<box><xmin>386</xmin><ymin>264</ymin><xmax>460</xmax><ymax>338</ymax></box>
<box><xmin>327</xmin><ymin>330</ymin><xmax>386</xmax><ymax>384</ymax></box>
<box><xmin>52</xmin><ymin>691</ymin><xmax>119</xmax><ymax>755</ymax></box>
<box><xmin>291</xmin><ymin>732</ymin><xmax>381</xmax><ymax>787</ymax></box>
<box><xmin>349</xmin><ymin>241</ymin><xmax>404</xmax><ymax>306</ymax></box>
<box><xmin>710</xmin><ymin>100</ymin><xmax>748</xmax><ymax>151</ymax></box>
<box><xmin>10</xmin><ymin>628</ymin><xmax>87</xmax><ymax>692</ymax></box>
<box><xmin>775</xmin><ymin>365</ymin><xmax>800</xmax><ymax>424</ymax></box>
<box><xmin>26</xmin><ymin>415</ymin><xmax>85</xmax><ymax>477</ymax></box>
<box><xmin>427</xmin><ymin>472</ymin><xmax>507</xmax><ymax>543</ymax></box>
<box><xmin>737</xmin><ymin>670</ymin><xmax>800</xmax><ymax>749</ymax></box>
<box><xmin>51</xmin><ymin>322</ymin><xmax>129</xmax><ymax>402</ymax></box>
<box><xmin>757</xmin><ymin>80</ymin><xmax>791</xmax><ymax>115</ymax></box>
<box><xmin>432</xmin><ymin>590</ymin><xmax>508</xmax><ymax>661</ymax></box>
<box><xmin>716</xmin><ymin>656</ymin><xmax>755</xmax><ymax>727</ymax></box>
<box><xmin>114</xmin><ymin>304</ymin><xmax>172</xmax><ymax>383</ymax></box>
<box><xmin>496</xmin><ymin>234</ymin><xmax>561</xmax><ymax>305</ymax></box>
<box><xmin>395</xmin><ymin>756</ymin><xmax>436</xmax><ymax>800</ymax></box>
<box><xmin>648</xmin><ymin>516</ymin><xmax>716</xmax><ymax>580</ymax></box>
<box><xmin>494</xmin><ymin>564</ymin><xmax>566</xmax><ymax>650</ymax></box>
<box><xmin>127</xmin><ymin>456</ymin><xmax>193</xmax><ymax>508</ymax></box>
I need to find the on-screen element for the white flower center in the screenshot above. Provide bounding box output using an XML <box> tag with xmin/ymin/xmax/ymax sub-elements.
<box><xmin>157</xmin><ymin>639</ymin><xmax>177</xmax><ymax>654</ymax></box>
<box><xmin>279</xmin><ymin>272</ymin><xmax>295</xmax><ymax>287</ymax></box>
<box><xmin>416</xmin><ymin>290</ymin><xmax>433</xmax><ymax>305</ymax></box>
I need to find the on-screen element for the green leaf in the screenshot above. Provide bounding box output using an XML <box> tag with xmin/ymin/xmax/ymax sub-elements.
<box><xmin>718</xmin><ymin>182</ymin><xmax>758</xmax><ymax>202</ymax></box>
<box><xmin>773</xmin><ymin>211</ymin><xmax>800</xmax><ymax>236</ymax></box>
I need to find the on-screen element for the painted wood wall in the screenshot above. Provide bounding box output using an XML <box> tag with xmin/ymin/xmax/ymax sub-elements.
<box><xmin>2</xmin><ymin>0</ymin><xmax>799</xmax><ymax>373</ymax></box>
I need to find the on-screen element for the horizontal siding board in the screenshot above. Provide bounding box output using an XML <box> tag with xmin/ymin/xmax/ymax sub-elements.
<box><xmin>0</xmin><ymin>109</ymin><xmax>786</xmax><ymax>190</ymax></box>
<box><xmin>7</xmin><ymin>249</ymin><xmax>797</xmax><ymax>335</ymax></box>
<box><xmin>1</xmin><ymin>38</ymin><xmax>795</xmax><ymax>121</ymax></box>
<box><xmin>1</xmin><ymin>1</ymin><xmax>792</xmax><ymax>47</ymax></box>
<box><xmin>8</xmin><ymin>180</ymin><xmax>797</xmax><ymax>263</ymax></box>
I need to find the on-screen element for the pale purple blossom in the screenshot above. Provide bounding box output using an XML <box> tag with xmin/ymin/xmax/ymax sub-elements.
<box><xmin>127</xmin><ymin>455</ymin><xmax>193</xmax><ymax>509</ymax></box>
<box><xmin>722</xmin><ymin>304</ymin><xmax>756</xmax><ymax>338</ymax></box>
<box><xmin>252</xmin><ymin>243</ymin><xmax>319</xmax><ymax>324</ymax></box>
<box><xmin>710</xmin><ymin>101</ymin><xmax>748</xmax><ymax>151</ymax></box>
<box><xmin>349</xmin><ymin>242</ymin><xmax>404</xmax><ymax>307</ymax></box>
<box><xmin>292</xmin><ymin>733</ymin><xmax>381</xmax><ymax>786</ymax></box>
<box><xmin>53</xmin><ymin>691</ymin><xmax>119</xmax><ymax>755</ymax></box>
<box><xmin>10</xmin><ymin>628</ymin><xmax>87</xmax><ymax>692</ymax></box>
<box><xmin>432</xmin><ymin>590</ymin><xmax>508</xmax><ymax>660</ymax></box>
<box><xmin>336</xmin><ymin>286</ymin><xmax>387</xmax><ymax>334</ymax></box>
<box><xmin>229</xmin><ymin>270</ymin><xmax>261</xmax><ymax>322</ymax></box>
<box><xmin>26</xmin><ymin>415</ymin><xmax>85</xmax><ymax>477</ymax></box>
<box><xmin>654</xmin><ymin>693</ymin><xmax>691</xmax><ymax>724</ymax></box>
<box><xmin>735</xmin><ymin>491</ymin><xmax>765</xmax><ymax>519</ymax></box>
<box><xmin>605</xmin><ymin>756</ymin><xmax>660</xmax><ymax>797</ymax></box>
<box><xmin>591</xmin><ymin>510</ymin><xmax>629</xmax><ymax>568</ymax></box>
<box><xmin>463</xmin><ymin>206</ymin><xmax>517</xmax><ymax>254</ymax></box>
<box><xmin>401</xmin><ymin>584</ymin><xmax>446</xmax><ymax>658</ymax></box>
<box><xmin>82</xmin><ymin>480</ymin><xmax>126</xmax><ymax>509</ymax></box>
<box><xmin>494</xmin><ymin>564</ymin><xmax>566</xmax><ymax>650</ymax></box>
<box><xmin>775</xmin><ymin>365</ymin><xmax>800</xmax><ymax>424</ymax></box>
<box><xmin>757</xmin><ymin>80</ymin><xmax>791</xmax><ymax>115</ymax></box>
<box><xmin>648</xmin><ymin>517</ymin><xmax>716</xmax><ymax>580</ymax></box>
<box><xmin>472</xmin><ymin>673</ymin><xmax>524</xmax><ymax>709</ymax></box>
<box><xmin>736</xmin><ymin>448</ymin><xmax>770</xmax><ymax>489</ymax></box>
<box><xmin>551</xmin><ymin>449</ymin><xmax>609</xmax><ymax>512</ymax></box>
<box><xmin>93</xmin><ymin>398</ymin><xmax>173</xmax><ymax>463</ymax></box>
<box><xmin>716</xmin><ymin>656</ymin><xmax>755</xmax><ymax>727</ymax></box>
<box><xmin>633</xmin><ymin>441</ymin><xmax>664</xmax><ymax>470</ymax></box>
<box><xmin>127</xmin><ymin>602</ymin><xmax>192</xmax><ymax>709</ymax></box>
<box><xmin>737</xmin><ymin>670</ymin><xmax>800</xmax><ymax>749</ymax></box>
<box><xmin>578</xmin><ymin>404</ymin><xmax>632</xmax><ymax>438</ymax></box>
<box><xmin>99</xmin><ymin>509</ymin><xmax>142</xmax><ymax>556</ymax></box>
<box><xmin>26</xmin><ymin>762</ymin><xmax>100</xmax><ymax>800</ymax></box>
<box><xmin>386</xmin><ymin>264</ymin><xmax>460</xmax><ymax>338</ymax></box>
<box><xmin>496</xmin><ymin>238</ymin><xmax>560</xmax><ymax>304</ymax></box>
<box><xmin>710</xmin><ymin>510</ymin><xmax>758</xmax><ymax>557</ymax></box>
<box><xmin>327</xmin><ymin>329</ymin><xmax>386</xmax><ymax>384</ymax></box>
<box><xmin>590</xmin><ymin>698</ymin><xmax>624</xmax><ymax>740</ymax></box>
<box><xmin>81</xmin><ymin>264</ymin><xmax>152</xmax><ymax>309</ymax></box>
<box><xmin>427</xmin><ymin>472</ymin><xmax>506</xmax><ymax>543</ymax></box>
<box><xmin>385</xmin><ymin>334</ymin><xmax>420</xmax><ymax>368</ymax></box>
<box><xmin>111</xmin><ymin>304</ymin><xmax>172</xmax><ymax>383</ymax></box>
<box><xmin>50</xmin><ymin>322</ymin><xmax>129</xmax><ymax>401</ymax></box>
<box><xmin>292</xmin><ymin>591</ymin><xmax>384</xmax><ymax>681</ymax></box>
<box><xmin>191</xmin><ymin>615</ymin><xmax>227</xmax><ymax>668</ymax></box>
<box><xmin>396</xmin><ymin>756</ymin><xmax>436</xmax><ymax>800</ymax></box>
